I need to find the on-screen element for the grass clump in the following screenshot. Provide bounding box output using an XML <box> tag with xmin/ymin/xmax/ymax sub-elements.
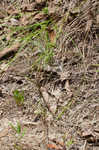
<box><xmin>9</xmin><ymin>19</ymin><xmax>55</xmax><ymax>69</ymax></box>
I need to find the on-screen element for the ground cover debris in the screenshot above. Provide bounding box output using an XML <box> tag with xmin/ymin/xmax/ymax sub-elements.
<box><xmin>0</xmin><ymin>0</ymin><xmax>99</xmax><ymax>150</ymax></box>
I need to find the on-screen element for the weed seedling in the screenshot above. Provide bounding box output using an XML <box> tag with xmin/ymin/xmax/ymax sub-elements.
<box><xmin>9</xmin><ymin>122</ymin><xmax>26</xmax><ymax>150</ymax></box>
<box><xmin>42</xmin><ymin>7</ymin><xmax>49</xmax><ymax>15</ymax></box>
<box><xmin>13</xmin><ymin>89</ymin><xmax>24</xmax><ymax>106</ymax></box>
<box><xmin>66</xmin><ymin>139</ymin><xmax>73</xmax><ymax>148</ymax></box>
<box><xmin>9</xmin><ymin>122</ymin><xmax>26</xmax><ymax>138</ymax></box>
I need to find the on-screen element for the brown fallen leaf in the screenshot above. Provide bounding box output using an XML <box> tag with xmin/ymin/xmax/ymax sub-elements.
<box><xmin>47</xmin><ymin>139</ymin><xmax>66</xmax><ymax>150</ymax></box>
<box><xmin>96</xmin><ymin>15</ymin><xmax>99</xmax><ymax>24</ymax></box>
<box><xmin>0</xmin><ymin>8</ymin><xmax>7</xmax><ymax>19</ymax></box>
<box><xmin>20</xmin><ymin>12</ymin><xmax>37</xmax><ymax>25</ymax></box>
<box><xmin>40</xmin><ymin>87</ymin><xmax>55</xmax><ymax>114</ymax></box>
<box><xmin>7</xmin><ymin>5</ymin><xmax>19</xmax><ymax>15</ymax></box>
<box><xmin>20</xmin><ymin>15</ymin><xmax>30</xmax><ymax>26</ymax></box>
<box><xmin>35</xmin><ymin>0</ymin><xmax>45</xmax><ymax>4</ymax></box>
<box><xmin>32</xmin><ymin>12</ymin><xmax>45</xmax><ymax>22</ymax></box>
<box><xmin>85</xmin><ymin>19</ymin><xmax>92</xmax><ymax>32</ymax></box>
<box><xmin>0</xmin><ymin>42</ymin><xmax>20</xmax><ymax>59</ymax></box>
<box><xmin>81</xmin><ymin>129</ymin><xmax>99</xmax><ymax>145</ymax></box>
<box><xmin>7</xmin><ymin>10</ymin><xmax>20</xmax><ymax>16</ymax></box>
<box><xmin>48</xmin><ymin>29</ymin><xmax>56</xmax><ymax>44</ymax></box>
<box><xmin>47</xmin><ymin>143</ymin><xmax>62</xmax><ymax>150</ymax></box>
<box><xmin>0</xmin><ymin>128</ymin><xmax>9</xmax><ymax>138</ymax></box>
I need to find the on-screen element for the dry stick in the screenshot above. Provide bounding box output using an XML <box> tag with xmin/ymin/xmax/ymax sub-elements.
<box><xmin>83</xmin><ymin>140</ymin><xmax>87</xmax><ymax>150</ymax></box>
<box><xmin>25</xmin><ymin>76</ymin><xmax>53</xmax><ymax>149</ymax></box>
<box><xmin>36</xmin><ymin>82</ymin><xmax>55</xmax><ymax>116</ymax></box>
<box><xmin>39</xmin><ymin>87</ymin><xmax>54</xmax><ymax>115</ymax></box>
<box><xmin>57</xmin><ymin>98</ymin><xmax>75</xmax><ymax>120</ymax></box>
<box><xmin>25</xmin><ymin>76</ymin><xmax>54</xmax><ymax>116</ymax></box>
<box><xmin>0</xmin><ymin>42</ymin><xmax>20</xmax><ymax>59</ymax></box>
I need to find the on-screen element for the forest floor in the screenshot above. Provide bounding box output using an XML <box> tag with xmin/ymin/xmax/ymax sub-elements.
<box><xmin>0</xmin><ymin>0</ymin><xmax>99</xmax><ymax>150</ymax></box>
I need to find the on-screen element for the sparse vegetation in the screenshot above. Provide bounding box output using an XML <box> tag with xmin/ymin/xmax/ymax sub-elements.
<box><xmin>3</xmin><ymin>19</ymin><xmax>55</xmax><ymax>70</ymax></box>
<box><xmin>66</xmin><ymin>139</ymin><xmax>73</xmax><ymax>148</ymax></box>
<box><xmin>0</xmin><ymin>0</ymin><xmax>98</xmax><ymax>149</ymax></box>
<box><xmin>9</xmin><ymin>122</ymin><xmax>26</xmax><ymax>139</ymax></box>
<box><xmin>9</xmin><ymin>122</ymin><xmax>26</xmax><ymax>150</ymax></box>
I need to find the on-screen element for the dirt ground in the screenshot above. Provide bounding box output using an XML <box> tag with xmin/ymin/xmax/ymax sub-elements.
<box><xmin>0</xmin><ymin>0</ymin><xmax>99</xmax><ymax>150</ymax></box>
